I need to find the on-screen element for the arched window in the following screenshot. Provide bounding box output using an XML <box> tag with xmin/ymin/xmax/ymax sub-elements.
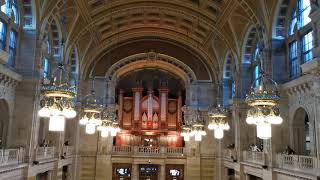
<box><xmin>223</xmin><ymin>52</ymin><xmax>235</xmax><ymax>107</ymax></box>
<box><xmin>287</xmin><ymin>0</ymin><xmax>313</xmax><ymax>79</ymax></box>
<box><xmin>0</xmin><ymin>21</ymin><xmax>6</xmax><ymax>50</ymax></box>
<box><xmin>11</xmin><ymin>0</ymin><xmax>18</xmax><ymax>24</ymax></box>
<box><xmin>1</xmin><ymin>0</ymin><xmax>19</xmax><ymax>24</ymax></box>
<box><xmin>252</xmin><ymin>43</ymin><xmax>260</xmax><ymax>88</ymax></box>
<box><xmin>7</xmin><ymin>30</ymin><xmax>17</xmax><ymax>68</ymax></box>
<box><xmin>1</xmin><ymin>0</ymin><xmax>10</xmax><ymax>15</ymax></box>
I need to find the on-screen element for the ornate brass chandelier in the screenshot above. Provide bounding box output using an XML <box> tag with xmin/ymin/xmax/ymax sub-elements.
<box><xmin>208</xmin><ymin>104</ymin><xmax>230</xmax><ymax>139</ymax></box>
<box><xmin>38</xmin><ymin>63</ymin><xmax>77</xmax><ymax>131</ymax></box>
<box><xmin>181</xmin><ymin>104</ymin><xmax>206</xmax><ymax>142</ymax></box>
<box><xmin>97</xmin><ymin>105</ymin><xmax>120</xmax><ymax>138</ymax></box>
<box><xmin>79</xmin><ymin>89</ymin><xmax>103</xmax><ymax>134</ymax></box>
<box><xmin>245</xmin><ymin>72</ymin><xmax>283</xmax><ymax>139</ymax></box>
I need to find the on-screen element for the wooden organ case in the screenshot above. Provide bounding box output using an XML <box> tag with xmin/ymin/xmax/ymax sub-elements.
<box><xmin>116</xmin><ymin>87</ymin><xmax>183</xmax><ymax>147</ymax></box>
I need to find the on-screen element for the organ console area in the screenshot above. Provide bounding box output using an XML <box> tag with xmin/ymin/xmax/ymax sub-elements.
<box><xmin>115</xmin><ymin>86</ymin><xmax>184</xmax><ymax>148</ymax></box>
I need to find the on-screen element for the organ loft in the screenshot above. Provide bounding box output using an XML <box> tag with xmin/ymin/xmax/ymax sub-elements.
<box><xmin>116</xmin><ymin>81</ymin><xmax>183</xmax><ymax>148</ymax></box>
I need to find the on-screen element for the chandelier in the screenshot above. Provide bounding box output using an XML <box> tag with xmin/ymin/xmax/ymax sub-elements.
<box><xmin>79</xmin><ymin>89</ymin><xmax>102</xmax><ymax>134</ymax></box>
<box><xmin>208</xmin><ymin>104</ymin><xmax>230</xmax><ymax>139</ymax></box>
<box><xmin>245</xmin><ymin>73</ymin><xmax>283</xmax><ymax>139</ymax></box>
<box><xmin>97</xmin><ymin>105</ymin><xmax>120</xmax><ymax>138</ymax></box>
<box><xmin>181</xmin><ymin>105</ymin><xmax>206</xmax><ymax>142</ymax></box>
<box><xmin>38</xmin><ymin>64</ymin><xmax>77</xmax><ymax>131</ymax></box>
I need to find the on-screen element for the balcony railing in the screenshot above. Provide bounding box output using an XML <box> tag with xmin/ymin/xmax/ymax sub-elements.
<box><xmin>276</xmin><ymin>154</ymin><xmax>319</xmax><ymax>173</ymax></box>
<box><xmin>223</xmin><ymin>149</ymin><xmax>237</xmax><ymax>161</ymax></box>
<box><xmin>62</xmin><ymin>146</ymin><xmax>74</xmax><ymax>158</ymax></box>
<box><xmin>35</xmin><ymin>147</ymin><xmax>55</xmax><ymax>161</ymax></box>
<box><xmin>242</xmin><ymin>151</ymin><xmax>266</xmax><ymax>165</ymax></box>
<box><xmin>112</xmin><ymin>146</ymin><xmax>185</xmax><ymax>157</ymax></box>
<box><xmin>0</xmin><ymin>148</ymin><xmax>24</xmax><ymax>167</ymax></box>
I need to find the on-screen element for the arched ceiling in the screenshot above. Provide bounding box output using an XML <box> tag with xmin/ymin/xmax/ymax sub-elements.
<box><xmin>36</xmin><ymin>0</ymin><xmax>280</xmax><ymax>82</ymax></box>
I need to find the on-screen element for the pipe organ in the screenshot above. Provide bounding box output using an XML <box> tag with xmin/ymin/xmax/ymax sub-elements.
<box><xmin>116</xmin><ymin>87</ymin><xmax>183</xmax><ymax>147</ymax></box>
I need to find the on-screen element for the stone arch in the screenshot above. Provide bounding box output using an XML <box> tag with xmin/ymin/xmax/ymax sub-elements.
<box><xmin>271</xmin><ymin>0</ymin><xmax>291</xmax><ymax>39</ymax></box>
<box><xmin>102</xmin><ymin>52</ymin><xmax>197</xmax><ymax>87</ymax></box>
<box><xmin>291</xmin><ymin>107</ymin><xmax>314</xmax><ymax>155</ymax></box>
<box><xmin>0</xmin><ymin>99</ymin><xmax>9</xmax><ymax>148</ymax></box>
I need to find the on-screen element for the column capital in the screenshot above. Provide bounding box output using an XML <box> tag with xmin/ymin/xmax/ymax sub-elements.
<box><xmin>132</xmin><ymin>87</ymin><xmax>144</xmax><ymax>92</ymax></box>
<box><xmin>159</xmin><ymin>87</ymin><xmax>169</xmax><ymax>93</ymax></box>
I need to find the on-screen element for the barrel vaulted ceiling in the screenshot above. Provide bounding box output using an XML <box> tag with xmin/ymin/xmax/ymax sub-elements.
<box><xmin>37</xmin><ymin>0</ymin><xmax>280</xmax><ymax>81</ymax></box>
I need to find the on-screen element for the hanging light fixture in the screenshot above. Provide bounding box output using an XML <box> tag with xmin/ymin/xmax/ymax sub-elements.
<box><xmin>97</xmin><ymin>105</ymin><xmax>120</xmax><ymax>138</ymax></box>
<box><xmin>245</xmin><ymin>32</ymin><xmax>283</xmax><ymax>139</ymax></box>
<box><xmin>190</xmin><ymin>110</ymin><xmax>206</xmax><ymax>142</ymax></box>
<box><xmin>79</xmin><ymin>88</ymin><xmax>102</xmax><ymax>134</ymax></box>
<box><xmin>38</xmin><ymin>0</ymin><xmax>77</xmax><ymax>132</ymax></box>
<box><xmin>208</xmin><ymin>104</ymin><xmax>230</xmax><ymax>139</ymax></box>
<box><xmin>245</xmin><ymin>73</ymin><xmax>282</xmax><ymax>139</ymax></box>
<box><xmin>38</xmin><ymin>63</ymin><xmax>77</xmax><ymax>132</ymax></box>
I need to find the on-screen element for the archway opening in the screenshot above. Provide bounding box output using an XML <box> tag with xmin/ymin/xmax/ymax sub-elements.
<box><xmin>0</xmin><ymin>99</ymin><xmax>9</xmax><ymax>148</ymax></box>
<box><xmin>292</xmin><ymin>108</ymin><xmax>312</xmax><ymax>155</ymax></box>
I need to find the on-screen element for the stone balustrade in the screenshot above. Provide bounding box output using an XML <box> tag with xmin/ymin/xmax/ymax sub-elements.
<box><xmin>242</xmin><ymin>151</ymin><xmax>266</xmax><ymax>165</ymax></box>
<box><xmin>35</xmin><ymin>147</ymin><xmax>55</xmax><ymax>161</ymax></box>
<box><xmin>223</xmin><ymin>149</ymin><xmax>237</xmax><ymax>161</ymax></box>
<box><xmin>112</xmin><ymin>146</ymin><xmax>185</xmax><ymax>157</ymax></box>
<box><xmin>0</xmin><ymin>148</ymin><xmax>24</xmax><ymax>167</ymax></box>
<box><xmin>62</xmin><ymin>146</ymin><xmax>74</xmax><ymax>158</ymax></box>
<box><xmin>276</xmin><ymin>154</ymin><xmax>319</xmax><ymax>173</ymax></box>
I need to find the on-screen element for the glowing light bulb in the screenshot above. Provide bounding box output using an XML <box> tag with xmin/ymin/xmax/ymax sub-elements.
<box><xmin>63</xmin><ymin>108</ymin><xmax>77</xmax><ymax>119</ymax></box>
<box><xmin>85</xmin><ymin>123</ymin><xmax>96</xmax><ymax>134</ymax></box>
<box><xmin>38</xmin><ymin>107</ymin><xmax>50</xmax><ymax>117</ymax></box>
<box><xmin>208</xmin><ymin>123</ymin><xmax>215</xmax><ymax>130</ymax></box>
<box><xmin>195</xmin><ymin>133</ymin><xmax>202</xmax><ymax>141</ymax></box>
<box><xmin>101</xmin><ymin>130</ymin><xmax>109</xmax><ymax>138</ymax></box>
<box><xmin>49</xmin><ymin>115</ymin><xmax>65</xmax><ymax>131</ymax></box>
<box><xmin>79</xmin><ymin>116</ymin><xmax>88</xmax><ymax>125</ymax></box>
<box><xmin>257</xmin><ymin>122</ymin><xmax>271</xmax><ymax>139</ymax></box>
<box><xmin>184</xmin><ymin>135</ymin><xmax>190</xmax><ymax>142</ymax></box>
<box><xmin>110</xmin><ymin>129</ymin><xmax>117</xmax><ymax>137</ymax></box>
<box><xmin>214</xmin><ymin>128</ymin><xmax>224</xmax><ymax>139</ymax></box>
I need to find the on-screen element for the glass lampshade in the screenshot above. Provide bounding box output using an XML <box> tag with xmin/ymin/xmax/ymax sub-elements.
<box><xmin>194</xmin><ymin>133</ymin><xmax>202</xmax><ymax>141</ymax></box>
<box><xmin>183</xmin><ymin>134</ymin><xmax>190</xmax><ymax>142</ymax></box>
<box><xmin>214</xmin><ymin>128</ymin><xmax>224</xmax><ymax>139</ymax></box>
<box><xmin>63</xmin><ymin>107</ymin><xmax>77</xmax><ymax>119</ymax></box>
<box><xmin>49</xmin><ymin>115</ymin><xmax>65</xmax><ymax>131</ymax></box>
<box><xmin>39</xmin><ymin>106</ymin><xmax>51</xmax><ymax>118</ymax></box>
<box><xmin>101</xmin><ymin>130</ymin><xmax>109</xmax><ymax>138</ymax></box>
<box><xmin>257</xmin><ymin>122</ymin><xmax>271</xmax><ymax>139</ymax></box>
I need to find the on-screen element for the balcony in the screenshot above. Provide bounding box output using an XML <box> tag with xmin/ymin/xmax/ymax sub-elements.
<box><xmin>112</xmin><ymin>146</ymin><xmax>185</xmax><ymax>157</ymax></box>
<box><xmin>35</xmin><ymin>147</ymin><xmax>55</xmax><ymax>161</ymax></box>
<box><xmin>223</xmin><ymin>149</ymin><xmax>237</xmax><ymax>162</ymax></box>
<box><xmin>276</xmin><ymin>154</ymin><xmax>320</xmax><ymax>175</ymax></box>
<box><xmin>62</xmin><ymin>146</ymin><xmax>74</xmax><ymax>158</ymax></box>
<box><xmin>242</xmin><ymin>151</ymin><xmax>266</xmax><ymax>166</ymax></box>
<box><xmin>0</xmin><ymin>148</ymin><xmax>24</xmax><ymax>167</ymax></box>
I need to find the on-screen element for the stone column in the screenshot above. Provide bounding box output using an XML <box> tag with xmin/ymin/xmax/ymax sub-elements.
<box><xmin>159</xmin><ymin>164</ymin><xmax>166</xmax><ymax>180</ymax></box>
<box><xmin>159</xmin><ymin>87</ymin><xmax>169</xmax><ymax>129</ymax></box>
<box><xmin>118</xmin><ymin>89</ymin><xmax>124</xmax><ymax>126</ymax></box>
<box><xmin>132</xmin><ymin>88</ymin><xmax>143</xmax><ymax>129</ymax></box>
<box><xmin>177</xmin><ymin>91</ymin><xmax>182</xmax><ymax>129</ymax></box>
<box><xmin>132</xmin><ymin>163</ymin><xmax>139</xmax><ymax>180</ymax></box>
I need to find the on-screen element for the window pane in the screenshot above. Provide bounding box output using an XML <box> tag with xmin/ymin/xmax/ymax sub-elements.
<box><xmin>1</xmin><ymin>0</ymin><xmax>10</xmax><ymax>15</ymax></box>
<box><xmin>288</xmin><ymin>11</ymin><xmax>297</xmax><ymax>36</ymax></box>
<box><xmin>7</xmin><ymin>30</ymin><xmax>17</xmax><ymax>68</ymax></box>
<box><xmin>301</xmin><ymin>31</ymin><xmax>313</xmax><ymax>63</ymax></box>
<box><xmin>289</xmin><ymin>41</ymin><xmax>298</xmax><ymax>78</ymax></box>
<box><xmin>43</xmin><ymin>58</ymin><xmax>49</xmax><ymax>78</ymax></box>
<box><xmin>298</xmin><ymin>0</ymin><xmax>311</xmax><ymax>28</ymax></box>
